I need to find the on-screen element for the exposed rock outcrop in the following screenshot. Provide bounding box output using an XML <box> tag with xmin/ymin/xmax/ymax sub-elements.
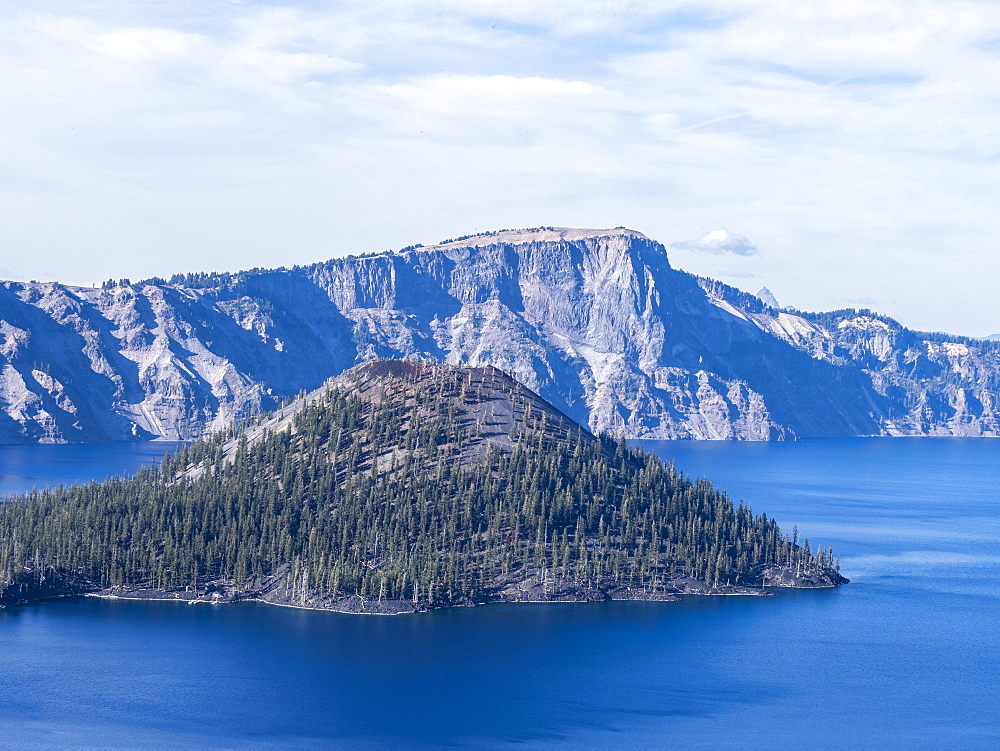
<box><xmin>2</xmin><ymin>227</ymin><xmax>998</xmax><ymax>443</ymax></box>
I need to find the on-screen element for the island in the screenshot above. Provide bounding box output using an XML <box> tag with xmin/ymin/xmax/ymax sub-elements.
<box><xmin>0</xmin><ymin>360</ymin><xmax>847</xmax><ymax>613</ymax></box>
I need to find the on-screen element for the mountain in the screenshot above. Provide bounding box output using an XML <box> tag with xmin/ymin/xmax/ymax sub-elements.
<box><xmin>0</xmin><ymin>360</ymin><xmax>845</xmax><ymax>612</ymax></box>
<box><xmin>2</xmin><ymin>226</ymin><xmax>999</xmax><ymax>443</ymax></box>
<box><xmin>756</xmin><ymin>287</ymin><xmax>781</xmax><ymax>309</ymax></box>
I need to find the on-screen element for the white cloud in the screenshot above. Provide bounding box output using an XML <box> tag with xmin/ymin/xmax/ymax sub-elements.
<box><xmin>0</xmin><ymin>1</ymin><xmax>999</xmax><ymax>334</ymax></box>
<box><xmin>671</xmin><ymin>229</ymin><xmax>759</xmax><ymax>256</ymax></box>
<box><xmin>354</xmin><ymin>74</ymin><xmax>615</xmax><ymax>140</ymax></box>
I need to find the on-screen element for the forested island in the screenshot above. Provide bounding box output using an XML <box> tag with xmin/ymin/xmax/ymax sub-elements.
<box><xmin>0</xmin><ymin>361</ymin><xmax>846</xmax><ymax>613</ymax></box>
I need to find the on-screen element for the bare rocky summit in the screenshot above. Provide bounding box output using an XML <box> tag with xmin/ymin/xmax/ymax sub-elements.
<box><xmin>2</xmin><ymin>226</ymin><xmax>998</xmax><ymax>443</ymax></box>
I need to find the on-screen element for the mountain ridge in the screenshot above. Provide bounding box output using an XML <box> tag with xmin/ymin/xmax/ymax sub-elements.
<box><xmin>1</xmin><ymin>226</ymin><xmax>998</xmax><ymax>443</ymax></box>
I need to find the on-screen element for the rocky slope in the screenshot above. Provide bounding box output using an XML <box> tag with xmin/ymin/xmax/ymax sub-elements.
<box><xmin>2</xmin><ymin>227</ymin><xmax>998</xmax><ymax>442</ymax></box>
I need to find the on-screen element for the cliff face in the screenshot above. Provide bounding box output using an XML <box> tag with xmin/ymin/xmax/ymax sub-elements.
<box><xmin>697</xmin><ymin>279</ymin><xmax>1000</xmax><ymax>437</ymax></box>
<box><xmin>2</xmin><ymin>227</ymin><xmax>998</xmax><ymax>443</ymax></box>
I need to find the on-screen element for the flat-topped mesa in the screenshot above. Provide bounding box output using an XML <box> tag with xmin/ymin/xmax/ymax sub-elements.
<box><xmin>423</xmin><ymin>226</ymin><xmax>650</xmax><ymax>250</ymax></box>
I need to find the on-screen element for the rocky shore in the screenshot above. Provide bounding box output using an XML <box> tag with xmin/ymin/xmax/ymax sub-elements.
<box><xmin>2</xmin><ymin>564</ymin><xmax>848</xmax><ymax>615</ymax></box>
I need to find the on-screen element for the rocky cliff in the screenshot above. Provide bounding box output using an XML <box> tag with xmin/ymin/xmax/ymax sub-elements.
<box><xmin>2</xmin><ymin>226</ymin><xmax>998</xmax><ymax>443</ymax></box>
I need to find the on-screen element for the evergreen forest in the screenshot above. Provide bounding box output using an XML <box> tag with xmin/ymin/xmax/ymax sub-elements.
<box><xmin>0</xmin><ymin>361</ymin><xmax>840</xmax><ymax>609</ymax></box>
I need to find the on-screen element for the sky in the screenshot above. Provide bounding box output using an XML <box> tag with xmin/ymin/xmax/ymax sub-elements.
<box><xmin>0</xmin><ymin>1</ymin><xmax>998</xmax><ymax>336</ymax></box>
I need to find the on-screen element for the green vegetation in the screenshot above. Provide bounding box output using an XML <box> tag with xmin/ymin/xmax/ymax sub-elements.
<box><xmin>0</xmin><ymin>363</ymin><xmax>838</xmax><ymax>607</ymax></box>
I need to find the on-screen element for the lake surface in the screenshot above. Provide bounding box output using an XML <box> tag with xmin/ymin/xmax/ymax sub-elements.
<box><xmin>0</xmin><ymin>441</ymin><xmax>186</xmax><ymax>498</ymax></box>
<box><xmin>1</xmin><ymin>438</ymin><xmax>998</xmax><ymax>749</ymax></box>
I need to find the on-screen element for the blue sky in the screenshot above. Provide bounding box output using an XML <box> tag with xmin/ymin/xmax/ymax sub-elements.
<box><xmin>1</xmin><ymin>1</ymin><xmax>999</xmax><ymax>335</ymax></box>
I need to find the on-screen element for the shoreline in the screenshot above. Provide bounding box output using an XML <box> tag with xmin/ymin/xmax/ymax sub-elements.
<box><xmin>3</xmin><ymin>563</ymin><xmax>846</xmax><ymax>614</ymax></box>
<box><xmin>66</xmin><ymin>584</ymin><xmax>840</xmax><ymax>616</ymax></box>
<box><xmin>3</xmin><ymin>564</ymin><xmax>847</xmax><ymax>613</ymax></box>
<box><xmin>3</xmin><ymin>585</ymin><xmax>836</xmax><ymax>615</ymax></box>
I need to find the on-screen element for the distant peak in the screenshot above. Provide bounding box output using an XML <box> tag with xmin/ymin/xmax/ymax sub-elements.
<box><xmin>756</xmin><ymin>287</ymin><xmax>781</xmax><ymax>309</ymax></box>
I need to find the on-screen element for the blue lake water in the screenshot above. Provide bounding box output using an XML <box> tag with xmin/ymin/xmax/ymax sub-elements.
<box><xmin>1</xmin><ymin>438</ymin><xmax>999</xmax><ymax>749</ymax></box>
<box><xmin>0</xmin><ymin>441</ymin><xmax>186</xmax><ymax>498</ymax></box>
